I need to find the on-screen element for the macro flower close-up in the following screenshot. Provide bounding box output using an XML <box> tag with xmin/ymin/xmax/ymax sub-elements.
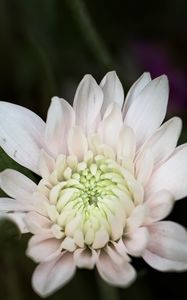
<box><xmin>0</xmin><ymin>71</ymin><xmax>187</xmax><ymax>297</ymax></box>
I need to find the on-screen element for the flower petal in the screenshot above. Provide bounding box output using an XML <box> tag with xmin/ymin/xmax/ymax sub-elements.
<box><xmin>117</xmin><ymin>126</ymin><xmax>136</xmax><ymax>160</ymax></box>
<box><xmin>98</xmin><ymin>103</ymin><xmax>123</xmax><ymax>149</ymax></box>
<box><xmin>96</xmin><ymin>252</ymin><xmax>136</xmax><ymax>287</ymax></box>
<box><xmin>144</xmin><ymin>190</ymin><xmax>174</xmax><ymax>224</ymax></box>
<box><xmin>24</xmin><ymin>211</ymin><xmax>52</xmax><ymax>234</ymax></box>
<box><xmin>126</xmin><ymin>204</ymin><xmax>147</xmax><ymax>233</ymax></box>
<box><xmin>45</xmin><ymin>97</ymin><xmax>75</xmax><ymax>156</ymax></box>
<box><xmin>147</xmin><ymin>144</ymin><xmax>187</xmax><ymax>200</ymax></box>
<box><xmin>124</xmin><ymin>227</ymin><xmax>149</xmax><ymax>257</ymax></box>
<box><xmin>32</xmin><ymin>252</ymin><xmax>76</xmax><ymax>297</ymax></box>
<box><xmin>124</xmin><ymin>75</ymin><xmax>169</xmax><ymax>147</ymax></box>
<box><xmin>105</xmin><ymin>242</ymin><xmax>130</xmax><ymax>265</ymax></box>
<box><xmin>27</xmin><ymin>234</ymin><xmax>62</xmax><ymax>262</ymax></box>
<box><xmin>67</xmin><ymin>126</ymin><xmax>88</xmax><ymax>161</ymax></box>
<box><xmin>0</xmin><ymin>101</ymin><xmax>45</xmax><ymax>174</ymax></box>
<box><xmin>123</xmin><ymin>72</ymin><xmax>151</xmax><ymax>116</ymax></box>
<box><xmin>38</xmin><ymin>150</ymin><xmax>55</xmax><ymax>179</ymax></box>
<box><xmin>0</xmin><ymin>169</ymin><xmax>36</xmax><ymax>201</ymax></box>
<box><xmin>137</xmin><ymin>117</ymin><xmax>182</xmax><ymax>166</ymax></box>
<box><xmin>73</xmin><ymin>75</ymin><xmax>103</xmax><ymax>135</ymax></box>
<box><xmin>100</xmin><ymin>71</ymin><xmax>124</xmax><ymax>116</ymax></box>
<box><xmin>143</xmin><ymin>249</ymin><xmax>187</xmax><ymax>271</ymax></box>
<box><xmin>0</xmin><ymin>198</ymin><xmax>32</xmax><ymax>211</ymax></box>
<box><xmin>143</xmin><ymin>221</ymin><xmax>187</xmax><ymax>271</ymax></box>
<box><xmin>135</xmin><ymin>148</ymin><xmax>154</xmax><ymax>186</ymax></box>
<box><xmin>73</xmin><ymin>248</ymin><xmax>98</xmax><ymax>269</ymax></box>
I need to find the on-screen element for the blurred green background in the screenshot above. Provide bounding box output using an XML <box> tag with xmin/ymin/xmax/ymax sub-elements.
<box><xmin>0</xmin><ymin>0</ymin><xmax>187</xmax><ymax>299</ymax></box>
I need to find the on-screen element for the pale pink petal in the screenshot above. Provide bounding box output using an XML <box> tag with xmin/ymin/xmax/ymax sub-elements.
<box><xmin>98</xmin><ymin>103</ymin><xmax>123</xmax><ymax>149</ymax></box>
<box><xmin>96</xmin><ymin>252</ymin><xmax>136</xmax><ymax>287</ymax></box>
<box><xmin>144</xmin><ymin>190</ymin><xmax>174</xmax><ymax>224</ymax></box>
<box><xmin>126</xmin><ymin>204</ymin><xmax>147</xmax><ymax>233</ymax></box>
<box><xmin>27</xmin><ymin>234</ymin><xmax>62</xmax><ymax>262</ymax></box>
<box><xmin>137</xmin><ymin>117</ymin><xmax>182</xmax><ymax>166</ymax></box>
<box><xmin>45</xmin><ymin>97</ymin><xmax>75</xmax><ymax>156</ymax></box>
<box><xmin>117</xmin><ymin>126</ymin><xmax>136</xmax><ymax>160</ymax></box>
<box><xmin>38</xmin><ymin>150</ymin><xmax>55</xmax><ymax>179</ymax></box>
<box><xmin>124</xmin><ymin>75</ymin><xmax>169</xmax><ymax>147</ymax></box>
<box><xmin>123</xmin><ymin>72</ymin><xmax>151</xmax><ymax>116</ymax></box>
<box><xmin>143</xmin><ymin>249</ymin><xmax>187</xmax><ymax>271</ymax></box>
<box><xmin>143</xmin><ymin>221</ymin><xmax>187</xmax><ymax>271</ymax></box>
<box><xmin>124</xmin><ymin>227</ymin><xmax>149</xmax><ymax>256</ymax></box>
<box><xmin>32</xmin><ymin>252</ymin><xmax>76</xmax><ymax>297</ymax></box>
<box><xmin>100</xmin><ymin>71</ymin><xmax>124</xmax><ymax>115</ymax></box>
<box><xmin>31</xmin><ymin>192</ymin><xmax>49</xmax><ymax>216</ymax></box>
<box><xmin>73</xmin><ymin>75</ymin><xmax>103</xmax><ymax>135</ymax></box>
<box><xmin>0</xmin><ymin>198</ymin><xmax>32</xmax><ymax>211</ymax></box>
<box><xmin>73</xmin><ymin>248</ymin><xmax>98</xmax><ymax>269</ymax></box>
<box><xmin>147</xmin><ymin>144</ymin><xmax>187</xmax><ymax>200</ymax></box>
<box><xmin>67</xmin><ymin>126</ymin><xmax>88</xmax><ymax>160</ymax></box>
<box><xmin>105</xmin><ymin>243</ymin><xmax>130</xmax><ymax>265</ymax></box>
<box><xmin>0</xmin><ymin>101</ymin><xmax>45</xmax><ymax>174</ymax></box>
<box><xmin>0</xmin><ymin>169</ymin><xmax>36</xmax><ymax>201</ymax></box>
<box><xmin>135</xmin><ymin>148</ymin><xmax>154</xmax><ymax>185</ymax></box>
<box><xmin>24</xmin><ymin>211</ymin><xmax>52</xmax><ymax>234</ymax></box>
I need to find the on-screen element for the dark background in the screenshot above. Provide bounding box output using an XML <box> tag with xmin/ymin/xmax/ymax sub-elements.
<box><xmin>0</xmin><ymin>0</ymin><xmax>187</xmax><ymax>299</ymax></box>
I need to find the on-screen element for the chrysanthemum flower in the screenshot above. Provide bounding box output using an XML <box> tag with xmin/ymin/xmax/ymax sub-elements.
<box><xmin>0</xmin><ymin>72</ymin><xmax>187</xmax><ymax>297</ymax></box>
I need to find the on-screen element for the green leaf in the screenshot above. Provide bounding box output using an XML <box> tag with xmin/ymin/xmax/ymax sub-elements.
<box><xmin>0</xmin><ymin>218</ymin><xmax>21</xmax><ymax>242</ymax></box>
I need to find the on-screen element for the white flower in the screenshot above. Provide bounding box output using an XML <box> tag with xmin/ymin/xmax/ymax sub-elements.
<box><xmin>0</xmin><ymin>71</ymin><xmax>187</xmax><ymax>297</ymax></box>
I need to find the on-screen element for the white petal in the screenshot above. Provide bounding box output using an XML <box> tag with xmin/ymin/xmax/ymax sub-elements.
<box><xmin>73</xmin><ymin>75</ymin><xmax>103</xmax><ymax>135</ymax></box>
<box><xmin>124</xmin><ymin>75</ymin><xmax>169</xmax><ymax>147</ymax></box>
<box><xmin>144</xmin><ymin>190</ymin><xmax>174</xmax><ymax>223</ymax></box>
<box><xmin>0</xmin><ymin>101</ymin><xmax>45</xmax><ymax>174</ymax></box>
<box><xmin>92</xmin><ymin>227</ymin><xmax>109</xmax><ymax>249</ymax></box>
<box><xmin>0</xmin><ymin>169</ymin><xmax>36</xmax><ymax>201</ymax></box>
<box><xmin>32</xmin><ymin>252</ymin><xmax>76</xmax><ymax>297</ymax></box>
<box><xmin>45</xmin><ymin>97</ymin><xmax>75</xmax><ymax>156</ymax></box>
<box><xmin>143</xmin><ymin>221</ymin><xmax>187</xmax><ymax>271</ymax></box>
<box><xmin>73</xmin><ymin>248</ymin><xmax>98</xmax><ymax>269</ymax></box>
<box><xmin>137</xmin><ymin>117</ymin><xmax>182</xmax><ymax>166</ymax></box>
<box><xmin>96</xmin><ymin>252</ymin><xmax>136</xmax><ymax>287</ymax></box>
<box><xmin>117</xmin><ymin>126</ymin><xmax>136</xmax><ymax>160</ymax></box>
<box><xmin>67</xmin><ymin>126</ymin><xmax>88</xmax><ymax>161</ymax></box>
<box><xmin>100</xmin><ymin>71</ymin><xmax>124</xmax><ymax>116</ymax></box>
<box><xmin>105</xmin><ymin>243</ymin><xmax>130</xmax><ymax>265</ymax></box>
<box><xmin>27</xmin><ymin>234</ymin><xmax>62</xmax><ymax>262</ymax></box>
<box><xmin>61</xmin><ymin>236</ymin><xmax>76</xmax><ymax>252</ymax></box>
<box><xmin>98</xmin><ymin>103</ymin><xmax>123</xmax><ymax>149</ymax></box>
<box><xmin>147</xmin><ymin>144</ymin><xmax>187</xmax><ymax>200</ymax></box>
<box><xmin>135</xmin><ymin>148</ymin><xmax>154</xmax><ymax>185</ymax></box>
<box><xmin>124</xmin><ymin>227</ymin><xmax>149</xmax><ymax>257</ymax></box>
<box><xmin>123</xmin><ymin>72</ymin><xmax>151</xmax><ymax>116</ymax></box>
<box><xmin>24</xmin><ymin>211</ymin><xmax>52</xmax><ymax>234</ymax></box>
<box><xmin>143</xmin><ymin>249</ymin><xmax>187</xmax><ymax>271</ymax></box>
<box><xmin>126</xmin><ymin>204</ymin><xmax>147</xmax><ymax>233</ymax></box>
<box><xmin>38</xmin><ymin>150</ymin><xmax>55</xmax><ymax>179</ymax></box>
<box><xmin>0</xmin><ymin>198</ymin><xmax>32</xmax><ymax>211</ymax></box>
<box><xmin>108</xmin><ymin>213</ymin><xmax>124</xmax><ymax>241</ymax></box>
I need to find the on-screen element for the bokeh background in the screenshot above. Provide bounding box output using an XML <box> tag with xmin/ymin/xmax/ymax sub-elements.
<box><xmin>0</xmin><ymin>0</ymin><xmax>187</xmax><ymax>299</ymax></box>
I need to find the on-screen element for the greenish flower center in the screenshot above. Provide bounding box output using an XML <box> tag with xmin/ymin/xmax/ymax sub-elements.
<box><xmin>37</xmin><ymin>150</ymin><xmax>140</xmax><ymax>249</ymax></box>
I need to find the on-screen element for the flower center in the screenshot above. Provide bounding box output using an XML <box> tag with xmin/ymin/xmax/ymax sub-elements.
<box><xmin>37</xmin><ymin>149</ymin><xmax>142</xmax><ymax>250</ymax></box>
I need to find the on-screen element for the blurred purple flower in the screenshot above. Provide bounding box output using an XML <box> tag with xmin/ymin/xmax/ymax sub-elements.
<box><xmin>132</xmin><ymin>41</ymin><xmax>187</xmax><ymax>114</ymax></box>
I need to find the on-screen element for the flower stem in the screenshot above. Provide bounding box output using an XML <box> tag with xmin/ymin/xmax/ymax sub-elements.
<box><xmin>3</xmin><ymin>250</ymin><xmax>24</xmax><ymax>300</ymax></box>
<box><xmin>66</xmin><ymin>0</ymin><xmax>114</xmax><ymax>70</ymax></box>
<box><xmin>96</xmin><ymin>274</ymin><xmax>120</xmax><ymax>300</ymax></box>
